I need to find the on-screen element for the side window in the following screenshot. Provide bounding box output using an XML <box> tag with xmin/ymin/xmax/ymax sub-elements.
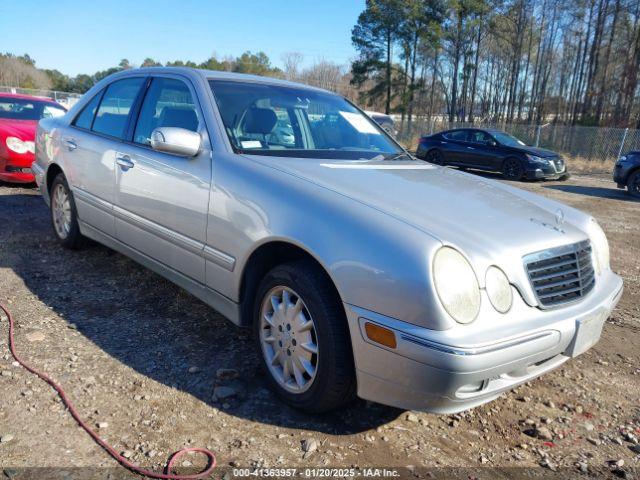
<box><xmin>133</xmin><ymin>78</ymin><xmax>198</xmax><ymax>145</ymax></box>
<box><xmin>468</xmin><ymin>130</ymin><xmax>491</xmax><ymax>144</ymax></box>
<box><xmin>443</xmin><ymin>130</ymin><xmax>468</xmax><ymax>141</ymax></box>
<box><xmin>73</xmin><ymin>92</ymin><xmax>102</xmax><ymax>130</ymax></box>
<box><xmin>92</xmin><ymin>77</ymin><xmax>145</xmax><ymax>139</ymax></box>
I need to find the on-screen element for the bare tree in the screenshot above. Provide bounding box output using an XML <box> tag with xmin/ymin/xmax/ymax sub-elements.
<box><xmin>281</xmin><ymin>52</ymin><xmax>304</xmax><ymax>81</ymax></box>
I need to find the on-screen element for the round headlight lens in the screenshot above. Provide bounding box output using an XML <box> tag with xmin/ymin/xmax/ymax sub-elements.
<box><xmin>589</xmin><ymin>219</ymin><xmax>610</xmax><ymax>274</ymax></box>
<box><xmin>433</xmin><ymin>247</ymin><xmax>481</xmax><ymax>324</ymax></box>
<box><xmin>6</xmin><ymin>136</ymin><xmax>28</xmax><ymax>154</ymax></box>
<box><xmin>485</xmin><ymin>266</ymin><xmax>512</xmax><ymax>313</ymax></box>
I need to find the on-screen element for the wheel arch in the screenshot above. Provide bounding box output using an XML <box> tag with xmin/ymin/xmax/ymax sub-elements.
<box><xmin>238</xmin><ymin>239</ymin><xmax>343</xmax><ymax>327</ymax></box>
<box><xmin>626</xmin><ymin>164</ymin><xmax>640</xmax><ymax>182</ymax></box>
<box><xmin>45</xmin><ymin>163</ymin><xmax>64</xmax><ymax>199</ymax></box>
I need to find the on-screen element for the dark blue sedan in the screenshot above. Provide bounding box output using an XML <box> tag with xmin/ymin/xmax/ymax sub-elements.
<box><xmin>613</xmin><ymin>151</ymin><xmax>640</xmax><ymax>198</ymax></box>
<box><xmin>416</xmin><ymin>128</ymin><xmax>569</xmax><ymax>181</ymax></box>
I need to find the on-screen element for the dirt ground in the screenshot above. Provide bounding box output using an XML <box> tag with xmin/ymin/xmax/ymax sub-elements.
<box><xmin>0</xmin><ymin>172</ymin><xmax>638</xmax><ymax>480</ymax></box>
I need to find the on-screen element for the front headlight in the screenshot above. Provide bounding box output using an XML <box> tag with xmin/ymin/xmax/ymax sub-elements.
<box><xmin>485</xmin><ymin>266</ymin><xmax>512</xmax><ymax>313</ymax></box>
<box><xmin>589</xmin><ymin>219</ymin><xmax>610</xmax><ymax>274</ymax></box>
<box><xmin>433</xmin><ymin>247</ymin><xmax>481</xmax><ymax>324</ymax></box>
<box><xmin>526</xmin><ymin>154</ymin><xmax>549</xmax><ymax>164</ymax></box>
<box><xmin>6</xmin><ymin>136</ymin><xmax>29</xmax><ymax>154</ymax></box>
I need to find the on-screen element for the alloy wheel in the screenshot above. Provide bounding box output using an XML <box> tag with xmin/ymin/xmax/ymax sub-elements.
<box><xmin>259</xmin><ymin>286</ymin><xmax>319</xmax><ymax>393</ymax></box>
<box><xmin>503</xmin><ymin>158</ymin><xmax>523</xmax><ymax>180</ymax></box>
<box><xmin>52</xmin><ymin>183</ymin><xmax>72</xmax><ymax>239</ymax></box>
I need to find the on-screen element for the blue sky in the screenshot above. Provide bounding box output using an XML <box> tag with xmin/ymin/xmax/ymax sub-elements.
<box><xmin>0</xmin><ymin>0</ymin><xmax>363</xmax><ymax>76</ymax></box>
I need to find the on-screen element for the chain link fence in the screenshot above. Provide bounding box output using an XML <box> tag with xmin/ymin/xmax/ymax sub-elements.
<box><xmin>0</xmin><ymin>86</ymin><xmax>82</xmax><ymax>110</ymax></box>
<box><xmin>394</xmin><ymin>116</ymin><xmax>640</xmax><ymax>166</ymax></box>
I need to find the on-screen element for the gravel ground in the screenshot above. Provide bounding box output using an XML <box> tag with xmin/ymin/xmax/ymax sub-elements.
<box><xmin>0</xmin><ymin>173</ymin><xmax>638</xmax><ymax>480</ymax></box>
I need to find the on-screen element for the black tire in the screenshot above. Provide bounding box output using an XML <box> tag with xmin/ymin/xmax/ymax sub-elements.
<box><xmin>50</xmin><ymin>173</ymin><xmax>85</xmax><ymax>249</ymax></box>
<box><xmin>502</xmin><ymin>157</ymin><xmax>524</xmax><ymax>181</ymax></box>
<box><xmin>426</xmin><ymin>149</ymin><xmax>445</xmax><ymax>166</ymax></box>
<box><xmin>253</xmin><ymin>260</ymin><xmax>356</xmax><ymax>413</ymax></box>
<box><xmin>627</xmin><ymin>170</ymin><xmax>640</xmax><ymax>199</ymax></box>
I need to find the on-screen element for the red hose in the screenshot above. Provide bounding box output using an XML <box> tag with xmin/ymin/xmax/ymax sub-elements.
<box><xmin>0</xmin><ymin>303</ymin><xmax>216</xmax><ymax>479</ymax></box>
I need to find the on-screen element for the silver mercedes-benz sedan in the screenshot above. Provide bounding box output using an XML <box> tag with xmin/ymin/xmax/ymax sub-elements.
<box><xmin>33</xmin><ymin>67</ymin><xmax>623</xmax><ymax>414</ymax></box>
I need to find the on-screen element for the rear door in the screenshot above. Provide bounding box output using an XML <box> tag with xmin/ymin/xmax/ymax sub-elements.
<box><xmin>113</xmin><ymin>74</ymin><xmax>212</xmax><ymax>284</ymax></box>
<box><xmin>440</xmin><ymin>129</ymin><xmax>470</xmax><ymax>165</ymax></box>
<box><xmin>62</xmin><ymin>77</ymin><xmax>146</xmax><ymax>237</ymax></box>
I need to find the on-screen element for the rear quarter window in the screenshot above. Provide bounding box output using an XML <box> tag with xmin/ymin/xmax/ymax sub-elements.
<box><xmin>73</xmin><ymin>91</ymin><xmax>103</xmax><ymax>130</ymax></box>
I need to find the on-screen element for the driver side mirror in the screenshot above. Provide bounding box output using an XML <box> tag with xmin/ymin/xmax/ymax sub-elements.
<box><xmin>486</xmin><ymin>140</ymin><xmax>497</xmax><ymax>147</ymax></box>
<box><xmin>150</xmin><ymin>127</ymin><xmax>201</xmax><ymax>157</ymax></box>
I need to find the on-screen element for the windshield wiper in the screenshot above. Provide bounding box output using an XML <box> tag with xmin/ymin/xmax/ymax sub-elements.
<box><xmin>383</xmin><ymin>152</ymin><xmax>414</xmax><ymax>161</ymax></box>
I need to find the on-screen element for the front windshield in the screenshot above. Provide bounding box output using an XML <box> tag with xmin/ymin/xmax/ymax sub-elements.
<box><xmin>209</xmin><ymin>80</ymin><xmax>402</xmax><ymax>159</ymax></box>
<box><xmin>0</xmin><ymin>97</ymin><xmax>66</xmax><ymax>121</ymax></box>
<box><xmin>492</xmin><ymin>131</ymin><xmax>526</xmax><ymax>147</ymax></box>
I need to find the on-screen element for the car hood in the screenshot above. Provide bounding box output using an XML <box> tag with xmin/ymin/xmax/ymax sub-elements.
<box><xmin>250</xmin><ymin>155</ymin><xmax>589</xmax><ymax>266</ymax></box>
<box><xmin>509</xmin><ymin>145</ymin><xmax>559</xmax><ymax>158</ymax></box>
<box><xmin>0</xmin><ymin>119</ymin><xmax>37</xmax><ymax>140</ymax></box>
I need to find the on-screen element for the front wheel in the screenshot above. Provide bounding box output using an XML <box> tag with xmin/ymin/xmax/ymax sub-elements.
<box><xmin>50</xmin><ymin>173</ymin><xmax>85</xmax><ymax>249</ymax></box>
<box><xmin>627</xmin><ymin>170</ymin><xmax>640</xmax><ymax>199</ymax></box>
<box><xmin>253</xmin><ymin>260</ymin><xmax>356</xmax><ymax>413</ymax></box>
<box><xmin>502</xmin><ymin>157</ymin><xmax>524</xmax><ymax>181</ymax></box>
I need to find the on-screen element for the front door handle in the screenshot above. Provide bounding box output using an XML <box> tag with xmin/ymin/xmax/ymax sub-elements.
<box><xmin>116</xmin><ymin>154</ymin><xmax>134</xmax><ymax>171</ymax></box>
<box><xmin>467</xmin><ymin>146</ymin><xmax>475</xmax><ymax>150</ymax></box>
<box><xmin>64</xmin><ymin>139</ymin><xmax>77</xmax><ymax>151</ymax></box>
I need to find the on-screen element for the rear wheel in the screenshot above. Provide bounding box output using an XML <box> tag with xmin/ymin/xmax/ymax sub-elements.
<box><xmin>50</xmin><ymin>173</ymin><xmax>85</xmax><ymax>249</ymax></box>
<box><xmin>426</xmin><ymin>149</ymin><xmax>444</xmax><ymax>166</ymax></box>
<box><xmin>253</xmin><ymin>260</ymin><xmax>356</xmax><ymax>413</ymax></box>
<box><xmin>627</xmin><ymin>170</ymin><xmax>640</xmax><ymax>199</ymax></box>
<box><xmin>502</xmin><ymin>157</ymin><xmax>524</xmax><ymax>181</ymax></box>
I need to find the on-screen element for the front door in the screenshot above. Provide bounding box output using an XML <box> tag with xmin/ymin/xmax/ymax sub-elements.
<box><xmin>113</xmin><ymin>75</ymin><xmax>212</xmax><ymax>284</ymax></box>
<box><xmin>465</xmin><ymin>130</ymin><xmax>499</xmax><ymax>170</ymax></box>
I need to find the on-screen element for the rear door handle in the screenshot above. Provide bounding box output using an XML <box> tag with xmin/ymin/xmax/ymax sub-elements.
<box><xmin>64</xmin><ymin>138</ymin><xmax>77</xmax><ymax>151</ymax></box>
<box><xmin>467</xmin><ymin>146</ymin><xmax>475</xmax><ymax>150</ymax></box>
<box><xmin>116</xmin><ymin>154</ymin><xmax>134</xmax><ymax>171</ymax></box>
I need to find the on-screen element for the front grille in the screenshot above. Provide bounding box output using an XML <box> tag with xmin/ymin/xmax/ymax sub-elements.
<box><xmin>524</xmin><ymin>240</ymin><xmax>595</xmax><ymax>308</ymax></box>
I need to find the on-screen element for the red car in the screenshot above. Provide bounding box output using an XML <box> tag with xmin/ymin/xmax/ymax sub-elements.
<box><xmin>0</xmin><ymin>93</ymin><xmax>66</xmax><ymax>183</ymax></box>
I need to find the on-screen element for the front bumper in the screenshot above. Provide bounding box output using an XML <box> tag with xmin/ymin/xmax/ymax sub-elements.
<box><xmin>347</xmin><ymin>270</ymin><xmax>623</xmax><ymax>413</ymax></box>
<box><xmin>524</xmin><ymin>159</ymin><xmax>568</xmax><ymax>180</ymax></box>
<box><xmin>0</xmin><ymin>170</ymin><xmax>35</xmax><ymax>183</ymax></box>
<box><xmin>613</xmin><ymin>161</ymin><xmax>634</xmax><ymax>187</ymax></box>
<box><xmin>0</xmin><ymin>154</ymin><xmax>35</xmax><ymax>183</ymax></box>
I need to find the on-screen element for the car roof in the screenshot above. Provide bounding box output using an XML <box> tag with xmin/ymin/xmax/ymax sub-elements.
<box><xmin>484</xmin><ymin>128</ymin><xmax>508</xmax><ymax>134</ymax></box>
<box><xmin>438</xmin><ymin>127</ymin><xmax>505</xmax><ymax>135</ymax></box>
<box><xmin>0</xmin><ymin>92</ymin><xmax>61</xmax><ymax>104</ymax></box>
<box><xmin>114</xmin><ymin>67</ymin><xmax>333</xmax><ymax>94</ymax></box>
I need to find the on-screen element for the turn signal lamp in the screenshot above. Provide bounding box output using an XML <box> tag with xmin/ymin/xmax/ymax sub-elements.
<box><xmin>364</xmin><ymin>322</ymin><xmax>397</xmax><ymax>349</ymax></box>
